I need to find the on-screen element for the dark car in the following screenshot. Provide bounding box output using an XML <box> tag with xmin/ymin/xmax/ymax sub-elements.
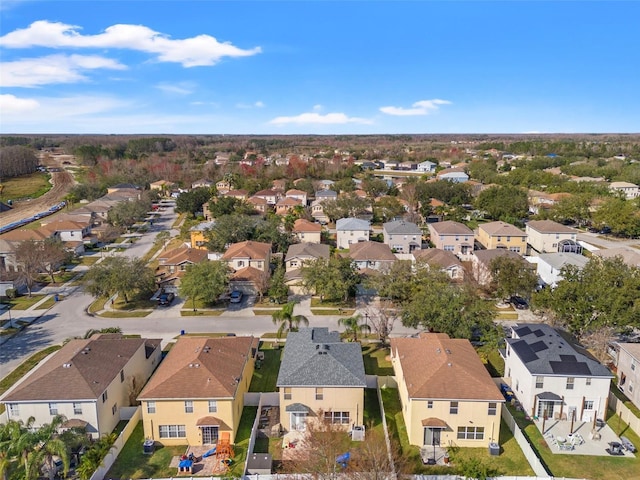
<box><xmin>599</xmin><ymin>226</ymin><xmax>612</xmax><ymax>235</ymax></box>
<box><xmin>509</xmin><ymin>295</ymin><xmax>529</xmax><ymax>310</ymax></box>
<box><xmin>158</xmin><ymin>292</ymin><xmax>175</xmax><ymax>306</ymax></box>
<box><xmin>229</xmin><ymin>291</ymin><xmax>243</xmax><ymax>304</ymax></box>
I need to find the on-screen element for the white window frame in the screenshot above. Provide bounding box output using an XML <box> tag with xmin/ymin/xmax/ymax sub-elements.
<box><xmin>73</xmin><ymin>403</ymin><xmax>83</xmax><ymax>415</ymax></box>
<box><xmin>208</xmin><ymin>400</ymin><xmax>217</xmax><ymax>413</ymax></box>
<box><xmin>147</xmin><ymin>401</ymin><xmax>156</xmax><ymax>414</ymax></box>
<box><xmin>159</xmin><ymin>425</ymin><xmax>186</xmax><ymax>438</ymax></box>
<box><xmin>184</xmin><ymin>400</ymin><xmax>194</xmax><ymax>413</ymax></box>
<box><xmin>49</xmin><ymin>403</ymin><xmax>58</xmax><ymax>416</ymax></box>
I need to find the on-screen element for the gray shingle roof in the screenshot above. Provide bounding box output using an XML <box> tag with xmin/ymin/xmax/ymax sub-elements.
<box><xmin>276</xmin><ymin>328</ymin><xmax>366</xmax><ymax>387</ymax></box>
<box><xmin>285</xmin><ymin>243</ymin><xmax>330</xmax><ymax>262</ymax></box>
<box><xmin>336</xmin><ymin>218</ymin><xmax>370</xmax><ymax>231</ymax></box>
<box><xmin>538</xmin><ymin>252</ymin><xmax>589</xmax><ymax>271</ymax></box>
<box><xmin>507</xmin><ymin>324</ymin><xmax>612</xmax><ymax>377</ymax></box>
<box><xmin>383</xmin><ymin>220</ymin><xmax>421</xmax><ymax>235</ymax></box>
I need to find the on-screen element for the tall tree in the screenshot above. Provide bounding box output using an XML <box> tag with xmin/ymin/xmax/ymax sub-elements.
<box><xmin>338</xmin><ymin>314</ymin><xmax>371</xmax><ymax>342</ymax></box>
<box><xmin>489</xmin><ymin>256</ymin><xmax>538</xmax><ymax>300</ymax></box>
<box><xmin>272</xmin><ymin>302</ymin><xmax>309</xmax><ymax>338</ymax></box>
<box><xmin>175</xmin><ymin>187</ymin><xmax>212</xmax><ymax>217</ymax></box>
<box><xmin>205</xmin><ymin>213</ymin><xmax>256</xmax><ymax>251</ymax></box>
<box><xmin>267</xmin><ymin>264</ymin><xmax>289</xmax><ymax>303</ymax></box>
<box><xmin>301</xmin><ymin>256</ymin><xmax>360</xmax><ymax>303</ymax></box>
<box><xmin>14</xmin><ymin>239</ymin><xmax>44</xmax><ymax>296</ymax></box>
<box><xmin>82</xmin><ymin>257</ymin><xmax>154</xmax><ymax>303</ymax></box>
<box><xmin>475</xmin><ymin>185</ymin><xmax>529</xmax><ymax>222</ymax></box>
<box><xmin>40</xmin><ymin>238</ymin><xmax>72</xmax><ymax>284</ymax></box>
<box><xmin>179</xmin><ymin>261</ymin><xmax>230</xmax><ymax>311</ymax></box>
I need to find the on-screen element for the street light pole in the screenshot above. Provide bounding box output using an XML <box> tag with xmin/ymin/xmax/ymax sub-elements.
<box><xmin>364</xmin><ymin>312</ymin><xmax>369</xmax><ymax>328</ymax></box>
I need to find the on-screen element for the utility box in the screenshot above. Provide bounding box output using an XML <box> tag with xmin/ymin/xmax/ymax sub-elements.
<box><xmin>247</xmin><ymin>453</ymin><xmax>272</xmax><ymax>475</ymax></box>
<box><xmin>489</xmin><ymin>442</ymin><xmax>500</xmax><ymax>456</ymax></box>
<box><xmin>351</xmin><ymin>425</ymin><xmax>365</xmax><ymax>441</ymax></box>
<box><xmin>143</xmin><ymin>439</ymin><xmax>155</xmax><ymax>454</ymax></box>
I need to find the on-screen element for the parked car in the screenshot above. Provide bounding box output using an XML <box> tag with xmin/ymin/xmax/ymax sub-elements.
<box><xmin>229</xmin><ymin>291</ymin><xmax>243</xmax><ymax>303</ymax></box>
<box><xmin>509</xmin><ymin>295</ymin><xmax>529</xmax><ymax>310</ymax></box>
<box><xmin>158</xmin><ymin>292</ymin><xmax>175</xmax><ymax>306</ymax></box>
<box><xmin>599</xmin><ymin>226</ymin><xmax>612</xmax><ymax>235</ymax></box>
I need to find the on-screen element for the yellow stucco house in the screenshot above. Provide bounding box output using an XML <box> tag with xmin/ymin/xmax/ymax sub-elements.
<box><xmin>475</xmin><ymin>221</ymin><xmax>527</xmax><ymax>254</ymax></box>
<box><xmin>276</xmin><ymin>328</ymin><xmax>366</xmax><ymax>432</ymax></box>
<box><xmin>138</xmin><ymin>336</ymin><xmax>258</xmax><ymax>446</ymax></box>
<box><xmin>390</xmin><ymin>333</ymin><xmax>504</xmax><ymax>448</ymax></box>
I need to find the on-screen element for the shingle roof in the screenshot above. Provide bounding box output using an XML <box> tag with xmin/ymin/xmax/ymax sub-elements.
<box><xmin>349</xmin><ymin>241</ymin><xmax>396</xmax><ymax>261</ymax></box>
<box><xmin>222</xmin><ymin>241</ymin><xmax>271</xmax><ymax>260</ymax></box>
<box><xmin>479</xmin><ymin>221</ymin><xmax>526</xmax><ymax>237</ymax></box>
<box><xmin>0</xmin><ymin>228</ymin><xmax>50</xmax><ymax>242</ymax></box>
<box><xmin>390</xmin><ymin>333</ymin><xmax>503</xmax><ymax>401</ymax></box>
<box><xmin>292</xmin><ymin>219</ymin><xmax>322</xmax><ymax>233</ymax></box>
<box><xmin>473</xmin><ymin>249</ymin><xmax>524</xmax><ymax>265</ymax></box>
<box><xmin>336</xmin><ymin>217</ymin><xmax>370</xmax><ymax>231</ymax></box>
<box><xmin>414</xmin><ymin>248</ymin><xmax>463</xmax><ymax>269</ymax></box>
<box><xmin>2</xmin><ymin>334</ymin><xmax>160</xmax><ymax>402</ymax></box>
<box><xmin>383</xmin><ymin>220</ymin><xmax>421</xmax><ymax>235</ymax></box>
<box><xmin>538</xmin><ymin>252</ymin><xmax>589</xmax><ymax>271</ymax></box>
<box><xmin>286</xmin><ymin>243</ymin><xmax>330</xmax><ymax>262</ymax></box>
<box><xmin>507</xmin><ymin>324</ymin><xmax>612</xmax><ymax>377</ymax></box>
<box><xmin>592</xmin><ymin>247</ymin><xmax>640</xmax><ymax>267</ymax></box>
<box><xmin>428</xmin><ymin>221</ymin><xmax>473</xmax><ymax>235</ymax></box>
<box><xmin>138</xmin><ymin>336</ymin><xmax>257</xmax><ymax>400</ymax></box>
<box><xmin>526</xmin><ymin>220</ymin><xmax>576</xmax><ymax>234</ymax></box>
<box><xmin>276</xmin><ymin>328</ymin><xmax>366</xmax><ymax>387</ymax></box>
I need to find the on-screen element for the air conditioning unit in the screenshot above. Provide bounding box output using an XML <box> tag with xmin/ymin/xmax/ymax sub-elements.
<box><xmin>351</xmin><ymin>425</ymin><xmax>365</xmax><ymax>441</ymax></box>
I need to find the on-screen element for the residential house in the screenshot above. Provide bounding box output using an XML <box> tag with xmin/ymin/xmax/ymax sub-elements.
<box><xmin>527</xmin><ymin>190</ymin><xmax>572</xmax><ymax>215</ymax></box>
<box><xmin>383</xmin><ymin>220</ymin><xmax>422</xmax><ymax>253</ymax></box>
<box><xmin>247</xmin><ymin>196</ymin><xmax>269</xmax><ymax>215</ymax></box>
<box><xmin>416</xmin><ymin>160</ymin><xmax>437</xmax><ymax>173</ymax></box>
<box><xmin>315</xmin><ymin>189</ymin><xmax>338</xmax><ymax>203</ymax></box>
<box><xmin>1</xmin><ymin>334</ymin><xmax>162</xmax><ymax>438</ymax></box>
<box><xmin>150</xmin><ymin>180</ymin><xmax>175</xmax><ymax>196</ymax></box>
<box><xmin>275</xmin><ymin>197</ymin><xmax>302</xmax><ymax>216</ymax></box>
<box><xmin>336</xmin><ymin>218</ymin><xmax>370</xmax><ymax>249</ymax></box>
<box><xmin>614</xmin><ymin>343</ymin><xmax>640</xmax><ymax>410</ymax></box>
<box><xmin>348</xmin><ymin>241</ymin><xmax>396</xmax><ymax>273</ymax></box>
<box><xmin>253</xmin><ymin>189</ymin><xmax>281</xmax><ymax>205</ymax></box>
<box><xmin>413</xmin><ymin>248</ymin><xmax>465</xmax><ymax>281</ymax></box>
<box><xmin>285</xmin><ymin>243</ymin><xmax>330</xmax><ymax>294</ymax></box>
<box><xmin>526</xmin><ymin>220</ymin><xmax>581</xmax><ymax>254</ymax></box>
<box><xmin>222</xmin><ymin>241</ymin><xmax>271</xmax><ymax>293</ymax></box>
<box><xmin>437</xmin><ymin>169</ymin><xmax>469</xmax><ymax>183</ymax></box>
<box><xmin>286</xmin><ymin>189</ymin><xmax>308</xmax><ymax>205</ymax></box>
<box><xmin>189</xmin><ymin>221</ymin><xmax>215</xmax><ymax>249</ymax></box>
<box><xmin>223</xmin><ymin>189</ymin><xmax>250</xmax><ymax>201</ymax></box>
<box><xmin>475</xmin><ymin>221</ymin><xmax>527</xmax><ymax>254</ymax></box>
<box><xmin>272</xmin><ymin>179</ymin><xmax>287</xmax><ymax>192</ymax></box>
<box><xmin>276</xmin><ymin>328</ymin><xmax>366</xmax><ymax>432</ymax></box>
<box><xmin>471</xmin><ymin>249</ymin><xmax>529</xmax><ymax>287</ymax></box>
<box><xmin>191</xmin><ymin>179</ymin><xmax>214</xmax><ymax>189</ymax></box>
<box><xmin>292</xmin><ymin>219</ymin><xmax>323</xmax><ymax>244</ymax></box>
<box><xmin>535</xmin><ymin>252</ymin><xmax>589</xmax><ymax>288</ymax></box>
<box><xmin>156</xmin><ymin>246</ymin><xmax>209</xmax><ymax>287</ymax></box>
<box><xmin>609</xmin><ymin>181</ymin><xmax>640</xmax><ymax>199</ymax></box>
<box><xmin>390</xmin><ymin>333</ymin><xmax>504</xmax><ymax>448</ymax></box>
<box><xmin>310</xmin><ymin>200</ymin><xmax>329</xmax><ymax>224</ymax></box>
<box><xmin>503</xmin><ymin>324</ymin><xmax>612</xmax><ymax>422</ymax></box>
<box><xmin>427</xmin><ymin>221</ymin><xmax>474</xmax><ymax>258</ymax></box>
<box><xmin>592</xmin><ymin>247</ymin><xmax>640</xmax><ymax>268</ymax></box>
<box><xmin>215</xmin><ymin>180</ymin><xmax>233</xmax><ymax>194</ymax></box>
<box><xmin>138</xmin><ymin>336</ymin><xmax>257</xmax><ymax>445</ymax></box>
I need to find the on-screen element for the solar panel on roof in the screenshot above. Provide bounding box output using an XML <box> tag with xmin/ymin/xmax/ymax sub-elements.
<box><xmin>530</xmin><ymin>341</ymin><xmax>549</xmax><ymax>353</ymax></box>
<box><xmin>560</xmin><ymin>354</ymin><xmax>577</xmax><ymax>362</ymax></box>
<box><xmin>550</xmin><ymin>361</ymin><xmax>592</xmax><ymax>375</ymax></box>
<box><xmin>515</xmin><ymin>326</ymin><xmax>532</xmax><ymax>336</ymax></box>
<box><xmin>512</xmin><ymin>340</ymin><xmax>538</xmax><ymax>363</ymax></box>
<box><xmin>533</xmin><ymin>329</ymin><xmax>545</xmax><ymax>337</ymax></box>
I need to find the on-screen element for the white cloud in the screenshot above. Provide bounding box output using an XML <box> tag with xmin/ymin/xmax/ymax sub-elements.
<box><xmin>269</xmin><ymin>111</ymin><xmax>373</xmax><ymax>126</ymax></box>
<box><xmin>380</xmin><ymin>99</ymin><xmax>451</xmax><ymax>116</ymax></box>
<box><xmin>0</xmin><ymin>53</ymin><xmax>126</xmax><ymax>87</ymax></box>
<box><xmin>0</xmin><ymin>20</ymin><xmax>262</xmax><ymax>67</ymax></box>
<box><xmin>254</xmin><ymin>101</ymin><xmax>265</xmax><ymax>108</ymax></box>
<box><xmin>155</xmin><ymin>82</ymin><xmax>194</xmax><ymax>95</ymax></box>
<box><xmin>313</xmin><ymin>104</ymin><xmax>323</xmax><ymax>111</ymax></box>
<box><xmin>0</xmin><ymin>93</ymin><xmax>39</xmax><ymax>113</ymax></box>
<box><xmin>236</xmin><ymin>100</ymin><xmax>265</xmax><ymax>109</ymax></box>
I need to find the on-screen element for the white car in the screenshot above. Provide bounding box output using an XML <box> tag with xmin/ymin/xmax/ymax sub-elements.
<box><xmin>229</xmin><ymin>291</ymin><xmax>243</xmax><ymax>303</ymax></box>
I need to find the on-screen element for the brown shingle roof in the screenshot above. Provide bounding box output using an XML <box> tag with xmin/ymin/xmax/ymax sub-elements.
<box><xmin>161</xmin><ymin>247</ymin><xmax>208</xmax><ymax>266</ymax></box>
<box><xmin>473</xmin><ymin>249</ymin><xmax>524</xmax><ymax>266</ymax></box>
<box><xmin>138</xmin><ymin>336</ymin><xmax>256</xmax><ymax>400</ymax></box>
<box><xmin>527</xmin><ymin>220</ymin><xmax>576</xmax><ymax>234</ymax></box>
<box><xmin>293</xmin><ymin>218</ymin><xmax>322</xmax><ymax>233</ymax></box>
<box><xmin>428</xmin><ymin>221</ymin><xmax>473</xmax><ymax>235</ymax></box>
<box><xmin>479</xmin><ymin>221</ymin><xmax>525</xmax><ymax>237</ymax></box>
<box><xmin>2</xmin><ymin>334</ymin><xmax>160</xmax><ymax>402</ymax></box>
<box><xmin>349</xmin><ymin>241</ymin><xmax>396</xmax><ymax>261</ymax></box>
<box><xmin>0</xmin><ymin>228</ymin><xmax>50</xmax><ymax>242</ymax></box>
<box><xmin>390</xmin><ymin>333</ymin><xmax>503</xmax><ymax>401</ymax></box>
<box><xmin>414</xmin><ymin>248</ymin><xmax>463</xmax><ymax>269</ymax></box>
<box><xmin>222</xmin><ymin>241</ymin><xmax>271</xmax><ymax>261</ymax></box>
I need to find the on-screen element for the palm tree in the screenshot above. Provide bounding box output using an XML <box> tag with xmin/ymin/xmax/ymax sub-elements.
<box><xmin>0</xmin><ymin>419</ymin><xmax>28</xmax><ymax>480</ymax></box>
<box><xmin>26</xmin><ymin>415</ymin><xmax>70</xmax><ymax>480</ymax></box>
<box><xmin>272</xmin><ymin>302</ymin><xmax>309</xmax><ymax>338</ymax></box>
<box><xmin>338</xmin><ymin>314</ymin><xmax>371</xmax><ymax>342</ymax></box>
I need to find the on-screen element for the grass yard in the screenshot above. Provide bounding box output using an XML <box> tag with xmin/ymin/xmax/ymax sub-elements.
<box><xmin>37</xmin><ymin>271</ymin><xmax>76</xmax><ymax>285</ymax></box>
<box><xmin>105</xmin><ymin>422</ymin><xmax>187</xmax><ymax>479</ymax></box>
<box><xmin>483</xmin><ymin>349</ymin><xmax>505</xmax><ymax>377</ymax></box>
<box><xmin>310</xmin><ymin>296</ymin><xmax>356</xmax><ymax>308</ymax></box>
<box><xmin>180</xmin><ymin>310</ymin><xmax>224</xmax><ymax>316</ymax></box>
<box><xmin>362</xmin><ymin>344</ymin><xmax>393</xmax><ymax>376</ymax></box>
<box><xmin>6</xmin><ymin>295</ymin><xmax>47</xmax><ymax>310</ymax></box>
<box><xmin>253</xmin><ymin>309</ymin><xmax>281</xmax><ymax>315</ymax></box>
<box><xmin>0</xmin><ymin>172</ymin><xmax>51</xmax><ymax>200</ymax></box>
<box><xmin>249</xmin><ymin>343</ymin><xmax>283</xmax><ymax>392</ymax></box>
<box><xmin>363</xmin><ymin>388</ymin><xmax>383</xmax><ymax>433</ymax></box>
<box><xmin>100</xmin><ymin>310</ymin><xmax>151</xmax><ymax>318</ymax></box>
<box><xmin>311</xmin><ymin>308</ymin><xmax>356</xmax><ymax>315</ymax></box>
<box><xmin>0</xmin><ymin>345</ymin><xmax>61</xmax><ymax>414</ymax></box>
<box><xmin>227</xmin><ymin>406</ymin><xmax>258</xmax><ymax>476</ymax></box>
<box><xmin>37</xmin><ymin>295</ymin><xmax>63</xmax><ymax>309</ymax></box>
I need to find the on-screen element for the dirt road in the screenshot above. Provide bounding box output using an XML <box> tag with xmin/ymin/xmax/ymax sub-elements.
<box><xmin>0</xmin><ymin>154</ymin><xmax>76</xmax><ymax>225</ymax></box>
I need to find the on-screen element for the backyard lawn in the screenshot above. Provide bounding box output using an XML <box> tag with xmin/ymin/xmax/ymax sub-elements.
<box><xmin>362</xmin><ymin>344</ymin><xmax>393</xmax><ymax>376</ymax></box>
<box><xmin>5</xmin><ymin>295</ymin><xmax>47</xmax><ymax>310</ymax></box>
<box><xmin>249</xmin><ymin>342</ymin><xmax>283</xmax><ymax>392</ymax></box>
<box><xmin>227</xmin><ymin>406</ymin><xmax>258</xmax><ymax>476</ymax></box>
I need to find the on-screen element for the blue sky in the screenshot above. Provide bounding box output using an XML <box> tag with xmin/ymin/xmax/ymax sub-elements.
<box><xmin>1</xmin><ymin>1</ymin><xmax>639</xmax><ymax>134</ymax></box>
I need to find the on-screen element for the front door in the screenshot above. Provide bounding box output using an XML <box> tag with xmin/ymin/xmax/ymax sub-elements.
<box><xmin>201</xmin><ymin>426</ymin><xmax>219</xmax><ymax>444</ymax></box>
<box><xmin>423</xmin><ymin>427</ymin><xmax>441</xmax><ymax>446</ymax></box>
<box><xmin>291</xmin><ymin>413</ymin><xmax>308</xmax><ymax>431</ymax></box>
<box><xmin>537</xmin><ymin>401</ymin><xmax>555</xmax><ymax>419</ymax></box>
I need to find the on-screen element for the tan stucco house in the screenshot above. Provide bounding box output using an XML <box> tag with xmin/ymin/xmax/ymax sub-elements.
<box><xmin>475</xmin><ymin>221</ymin><xmax>527</xmax><ymax>254</ymax></box>
<box><xmin>427</xmin><ymin>221</ymin><xmax>474</xmax><ymax>259</ymax></box>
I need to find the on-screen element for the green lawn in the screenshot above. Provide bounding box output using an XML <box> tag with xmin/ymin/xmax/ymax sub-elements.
<box><xmin>363</xmin><ymin>388</ymin><xmax>383</xmax><ymax>433</ymax></box>
<box><xmin>311</xmin><ymin>308</ymin><xmax>356</xmax><ymax>315</ymax></box>
<box><xmin>310</xmin><ymin>297</ymin><xmax>356</xmax><ymax>308</ymax></box>
<box><xmin>37</xmin><ymin>295</ymin><xmax>62</xmax><ymax>309</ymax></box>
<box><xmin>5</xmin><ymin>295</ymin><xmax>47</xmax><ymax>310</ymax></box>
<box><xmin>483</xmin><ymin>349</ymin><xmax>505</xmax><ymax>377</ymax></box>
<box><xmin>104</xmin><ymin>422</ymin><xmax>186</xmax><ymax>479</ymax></box>
<box><xmin>227</xmin><ymin>406</ymin><xmax>258</xmax><ymax>476</ymax></box>
<box><xmin>249</xmin><ymin>343</ymin><xmax>283</xmax><ymax>392</ymax></box>
<box><xmin>181</xmin><ymin>310</ymin><xmax>224</xmax><ymax>316</ymax></box>
<box><xmin>0</xmin><ymin>345</ymin><xmax>61</xmax><ymax>414</ymax></box>
<box><xmin>0</xmin><ymin>172</ymin><xmax>51</xmax><ymax>200</ymax></box>
<box><xmin>362</xmin><ymin>344</ymin><xmax>393</xmax><ymax>376</ymax></box>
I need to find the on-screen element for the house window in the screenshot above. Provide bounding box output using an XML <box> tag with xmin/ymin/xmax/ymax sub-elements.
<box><xmin>112</xmin><ymin>403</ymin><xmax>117</xmax><ymax>415</ymax></box>
<box><xmin>102</xmin><ymin>391</ymin><xmax>108</xmax><ymax>403</ymax></box>
<box><xmin>73</xmin><ymin>403</ymin><xmax>83</xmax><ymax>415</ymax></box>
<box><xmin>450</xmin><ymin>401</ymin><xmax>459</xmax><ymax>414</ymax></box>
<box><xmin>257</xmin><ymin>262</ymin><xmax>263</xmax><ymax>269</ymax></box>
<box><xmin>536</xmin><ymin>376</ymin><xmax>544</xmax><ymax>389</ymax></box>
<box><xmin>284</xmin><ymin>387</ymin><xmax>292</xmax><ymax>400</ymax></box>
<box><xmin>488</xmin><ymin>402</ymin><xmax>497</xmax><ymax>416</ymax></box>
<box><xmin>315</xmin><ymin>388</ymin><xmax>324</xmax><ymax>400</ymax></box>
<box><xmin>8</xmin><ymin>404</ymin><xmax>19</xmax><ymax>417</ymax></box>
<box><xmin>629</xmin><ymin>382</ymin><xmax>634</xmax><ymax>393</ymax></box>
<box><xmin>455</xmin><ymin>236</ymin><xmax>459</xmax><ymax>241</ymax></box>
<box><xmin>457</xmin><ymin>426</ymin><xmax>484</xmax><ymax>440</ymax></box>
<box><xmin>497</xmin><ymin>236</ymin><xmax>502</xmax><ymax>242</ymax></box>
<box><xmin>427</xmin><ymin>401</ymin><xmax>433</xmax><ymax>409</ymax></box>
<box><xmin>147</xmin><ymin>401</ymin><xmax>156</xmax><ymax>414</ymax></box>
<box><xmin>49</xmin><ymin>403</ymin><xmax>58</xmax><ymax>415</ymax></box>
<box><xmin>208</xmin><ymin>401</ymin><xmax>217</xmax><ymax>413</ymax></box>
<box><xmin>159</xmin><ymin>425</ymin><xmax>186</xmax><ymax>438</ymax></box>
<box><xmin>120</xmin><ymin>370</ymin><xmax>125</xmax><ymax>383</ymax></box>
<box><xmin>324</xmin><ymin>411</ymin><xmax>350</xmax><ymax>424</ymax></box>
<box><xmin>584</xmin><ymin>400</ymin><xmax>594</xmax><ymax>410</ymax></box>
<box><xmin>632</xmin><ymin>363</ymin><xmax>636</xmax><ymax>371</ymax></box>
<box><xmin>509</xmin><ymin>247</ymin><xmax>521</xmax><ymax>253</ymax></box>
<box><xmin>566</xmin><ymin>378</ymin><xmax>575</xmax><ymax>390</ymax></box>
<box><xmin>507</xmin><ymin>236</ymin><xmax>511</xmax><ymax>242</ymax></box>
<box><xmin>237</xmin><ymin>261</ymin><xmax>245</xmax><ymax>267</ymax></box>
<box><xmin>184</xmin><ymin>401</ymin><xmax>194</xmax><ymax>413</ymax></box>
<box><xmin>586</xmin><ymin>378</ymin><xmax>592</xmax><ymax>386</ymax></box>
<box><xmin>444</xmin><ymin>245</ymin><xmax>454</xmax><ymax>252</ymax></box>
